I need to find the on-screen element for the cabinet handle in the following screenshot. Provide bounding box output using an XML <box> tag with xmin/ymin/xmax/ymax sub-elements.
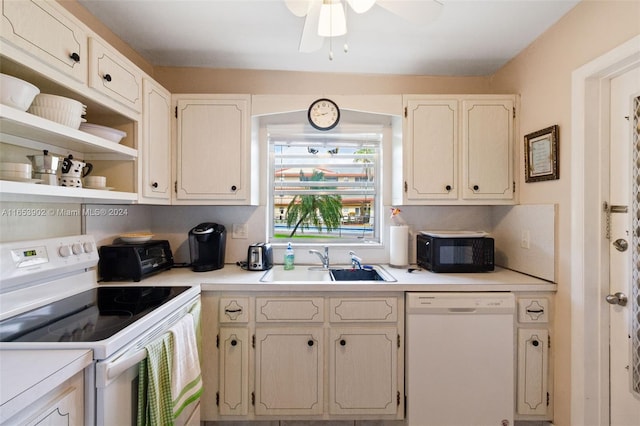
<box><xmin>307</xmin><ymin>339</ymin><xmax>314</xmax><ymax>347</ymax></box>
<box><xmin>445</xmin><ymin>185</ymin><xmax>452</xmax><ymax>191</ymax></box>
<box><xmin>151</xmin><ymin>182</ymin><xmax>158</xmax><ymax>188</ymax></box>
<box><xmin>231</xmin><ymin>339</ymin><xmax>237</xmax><ymax>346</ymax></box>
<box><xmin>531</xmin><ymin>340</ymin><xmax>539</xmax><ymax>347</ymax></box>
<box><xmin>473</xmin><ymin>185</ymin><xmax>479</xmax><ymax>191</ymax></box>
<box><xmin>69</xmin><ymin>52</ymin><xmax>80</xmax><ymax>63</ymax></box>
<box><xmin>225</xmin><ymin>308</ymin><xmax>242</xmax><ymax>313</ymax></box>
<box><xmin>231</xmin><ymin>185</ymin><xmax>237</xmax><ymax>191</ymax></box>
<box><xmin>103</xmin><ymin>73</ymin><xmax>112</xmax><ymax>82</ymax></box>
<box><xmin>339</xmin><ymin>339</ymin><xmax>346</xmax><ymax>346</ymax></box>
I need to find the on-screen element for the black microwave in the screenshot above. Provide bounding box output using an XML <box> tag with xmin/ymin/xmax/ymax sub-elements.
<box><xmin>416</xmin><ymin>231</ymin><xmax>494</xmax><ymax>273</ymax></box>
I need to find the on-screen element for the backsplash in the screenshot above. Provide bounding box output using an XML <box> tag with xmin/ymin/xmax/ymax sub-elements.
<box><xmin>3</xmin><ymin>202</ymin><xmax>556</xmax><ymax>282</ymax></box>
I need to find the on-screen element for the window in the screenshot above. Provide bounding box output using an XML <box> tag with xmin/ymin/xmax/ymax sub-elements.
<box><xmin>268</xmin><ymin>125</ymin><xmax>382</xmax><ymax>245</ymax></box>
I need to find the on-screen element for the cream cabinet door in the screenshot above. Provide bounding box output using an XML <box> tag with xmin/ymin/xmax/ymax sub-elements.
<box><xmin>140</xmin><ymin>78</ymin><xmax>171</xmax><ymax>203</ymax></box>
<box><xmin>461</xmin><ymin>99</ymin><xmax>514</xmax><ymax>200</ymax></box>
<box><xmin>174</xmin><ymin>95</ymin><xmax>251</xmax><ymax>204</ymax></box>
<box><xmin>254</xmin><ymin>327</ymin><xmax>323</xmax><ymax>416</ymax></box>
<box><xmin>1</xmin><ymin>0</ymin><xmax>87</xmax><ymax>84</ymax></box>
<box><xmin>88</xmin><ymin>37</ymin><xmax>142</xmax><ymax>112</ymax></box>
<box><xmin>218</xmin><ymin>327</ymin><xmax>250</xmax><ymax>416</ymax></box>
<box><xmin>329</xmin><ymin>327</ymin><xmax>398</xmax><ymax>415</ymax></box>
<box><xmin>404</xmin><ymin>98</ymin><xmax>458</xmax><ymax>201</ymax></box>
<box><xmin>517</xmin><ymin>328</ymin><xmax>549</xmax><ymax>417</ymax></box>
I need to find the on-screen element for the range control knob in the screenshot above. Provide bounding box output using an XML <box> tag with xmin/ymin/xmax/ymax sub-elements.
<box><xmin>83</xmin><ymin>242</ymin><xmax>94</xmax><ymax>253</ymax></box>
<box><xmin>72</xmin><ymin>243</ymin><xmax>83</xmax><ymax>255</ymax></box>
<box><xmin>58</xmin><ymin>245</ymin><xmax>72</xmax><ymax>257</ymax></box>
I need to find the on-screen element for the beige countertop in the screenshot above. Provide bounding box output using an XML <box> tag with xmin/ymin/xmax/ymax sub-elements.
<box><xmin>112</xmin><ymin>264</ymin><xmax>557</xmax><ymax>293</ymax></box>
<box><xmin>0</xmin><ymin>349</ymin><xmax>92</xmax><ymax>422</ymax></box>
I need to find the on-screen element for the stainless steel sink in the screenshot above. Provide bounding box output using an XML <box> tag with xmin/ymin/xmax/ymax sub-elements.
<box><xmin>260</xmin><ymin>265</ymin><xmax>332</xmax><ymax>282</ymax></box>
<box><xmin>260</xmin><ymin>265</ymin><xmax>395</xmax><ymax>282</ymax></box>
<box><xmin>330</xmin><ymin>268</ymin><xmax>386</xmax><ymax>281</ymax></box>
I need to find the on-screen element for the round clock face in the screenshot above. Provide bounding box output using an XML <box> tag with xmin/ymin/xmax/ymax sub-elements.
<box><xmin>308</xmin><ymin>98</ymin><xmax>340</xmax><ymax>131</ymax></box>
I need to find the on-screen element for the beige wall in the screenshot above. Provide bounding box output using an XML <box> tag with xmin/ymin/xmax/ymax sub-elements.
<box><xmin>490</xmin><ymin>1</ymin><xmax>640</xmax><ymax>425</ymax></box>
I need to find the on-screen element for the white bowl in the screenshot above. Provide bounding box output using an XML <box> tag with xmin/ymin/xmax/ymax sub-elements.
<box><xmin>27</xmin><ymin>105</ymin><xmax>85</xmax><ymax>129</ymax></box>
<box><xmin>30</xmin><ymin>93</ymin><xmax>84</xmax><ymax>111</ymax></box>
<box><xmin>79</xmin><ymin>123</ymin><xmax>127</xmax><ymax>143</ymax></box>
<box><xmin>0</xmin><ymin>73</ymin><xmax>40</xmax><ymax>111</ymax></box>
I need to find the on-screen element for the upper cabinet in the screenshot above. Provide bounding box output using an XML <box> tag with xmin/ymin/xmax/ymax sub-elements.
<box><xmin>173</xmin><ymin>94</ymin><xmax>257</xmax><ymax>205</ymax></box>
<box><xmin>139</xmin><ymin>78</ymin><xmax>171</xmax><ymax>203</ymax></box>
<box><xmin>1</xmin><ymin>0</ymin><xmax>87</xmax><ymax>85</ymax></box>
<box><xmin>88</xmin><ymin>37</ymin><xmax>142</xmax><ymax>113</ymax></box>
<box><xmin>0</xmin><ymin>0</ymin><xmax>153</xmax><ymax>203</ymax></box>
<box><xmin>398</xmin><ymin>94</ymin><xmax>517</xmax><ymax>205</ymax></box>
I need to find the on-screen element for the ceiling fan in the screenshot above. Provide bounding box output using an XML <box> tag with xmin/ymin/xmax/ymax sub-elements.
<box><xmin>285</xmin><ymin>0</ymin><xmax>444</xmax><ymax>54</ymax></box>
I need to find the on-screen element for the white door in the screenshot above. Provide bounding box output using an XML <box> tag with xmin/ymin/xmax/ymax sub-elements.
<box><xmin>608</xmin><ymin>66</ymin><xmax>640</xmax><ymax>425</ymax></box>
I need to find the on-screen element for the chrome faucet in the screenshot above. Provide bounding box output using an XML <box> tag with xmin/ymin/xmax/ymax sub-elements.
<box><xmin>349</xmin><ymin>250</ymin><xmax>363</xmax><ymax>269</ymax></box>
<box><xmin>309</xmin><ymin>246</ymin><xmax>330</xmax><ymax>269</ymax></box>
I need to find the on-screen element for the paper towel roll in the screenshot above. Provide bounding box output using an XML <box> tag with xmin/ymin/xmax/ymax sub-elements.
<box><xmin>389</xmin><ymin>225</ymin><xmax>409</xmax><ymax>268</ymax></box>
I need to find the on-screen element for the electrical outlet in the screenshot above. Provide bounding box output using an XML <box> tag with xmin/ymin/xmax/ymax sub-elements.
<box><xmin>520</xmin><ymin>230</ymin><xmax>530</xmax><ymax>249</ymax></box>
<box><xmin>232</xmin><ymin>223</ymin><xmax>248</xmax><ymax>239</ymax></box>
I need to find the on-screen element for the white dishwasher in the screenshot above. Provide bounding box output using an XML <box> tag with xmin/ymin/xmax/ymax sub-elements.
<box><xmin>406</xmin><ymin>292</ymin><xmax>515</xmax><ymax>426</ymax></box>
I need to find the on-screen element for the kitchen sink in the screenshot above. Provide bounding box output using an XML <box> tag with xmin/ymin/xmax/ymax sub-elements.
<box><xmin>329</xmin><ymin>268</ymin><xmax>386</xmax><ymax>281</ymax></box>
<box><xmin>260</xmin><ymin>265</ymin><xmax>395</xmax><ymax>282</ymax></box>
<box><xmin>260</xmin><ymin>265</ymin><xmax>332</xmax><ymax>282</ymax></box>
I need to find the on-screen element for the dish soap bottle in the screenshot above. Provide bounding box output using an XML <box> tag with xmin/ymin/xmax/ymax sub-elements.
<box><xmin>284</xmin><ymin>243</ymin><xmax>295</xmax><ymax>270</ymax></box>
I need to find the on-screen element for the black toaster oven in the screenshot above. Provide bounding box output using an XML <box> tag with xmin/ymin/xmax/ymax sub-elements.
<box><xmin>416</xmin><ymin>231</ymin><xmax>494</xmax><ymax>273</ymax></box>
<box><xmin>99</xmin><ymin>240</ymin><xmax>174</xmax><ymax>281</ymax></box>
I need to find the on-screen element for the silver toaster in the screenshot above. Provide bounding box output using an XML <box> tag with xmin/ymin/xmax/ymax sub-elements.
<box><xmin>247</xmin><ymin>242</ymin><xmax>273</xmax><ymax>271</ymax></box>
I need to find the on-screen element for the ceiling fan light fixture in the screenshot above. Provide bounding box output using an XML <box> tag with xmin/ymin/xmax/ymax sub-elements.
<box><xmin>346</xmin><ymin>0</ymin><xmax>376</xmax><ymax>14</ymax></box>
<box><xmin>318</xmin><ymin>1</ymin><xmax>347</xmax><ymax>37</ymax></box>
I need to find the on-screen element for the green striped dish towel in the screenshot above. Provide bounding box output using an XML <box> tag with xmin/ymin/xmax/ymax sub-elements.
<box><xmin>137</xmin><ymin>301</ymin><xmax>202</xmax><ymax>426</ymax></box>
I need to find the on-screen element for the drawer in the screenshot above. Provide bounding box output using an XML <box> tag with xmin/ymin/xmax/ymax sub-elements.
<box><xmin>219</xmin><ymin>297</ymin><xmax>249</xmax><ymax>323</ymax></box>
<box><xmin>256</xmin><ymin>297</ymin><xmax>324</xmax><ymax>322</ymax></box>
<box><xmin>329</xmin><ymin>297</ymin><xmax>398</xmax><ymax>322</ymax></box>
<box><xmin>88</xmin><ymin>37</ymin><xmax>142</xmax><ymax>112</ymax></box>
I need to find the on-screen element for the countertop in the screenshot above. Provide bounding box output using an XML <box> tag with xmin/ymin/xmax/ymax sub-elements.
<box><xmin>113</xmin><ymin>264</ymin><xmax>557</xmax><ymax>292</ymax></box>
<box><xmin>0</xmin><ymin>349</ymin><xmax>92</xmax><ymax>422</ymax></box>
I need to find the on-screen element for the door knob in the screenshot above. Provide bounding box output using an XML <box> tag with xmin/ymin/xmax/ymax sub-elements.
<box><xmin>612</xmin><ymin>239</ymin><xmax>628</xmax><ymax>252</ymax></box>
<box><xmin>605</xmin><ymin>292</ymin><xmax>628</xmax><ymax>306</ymax></box>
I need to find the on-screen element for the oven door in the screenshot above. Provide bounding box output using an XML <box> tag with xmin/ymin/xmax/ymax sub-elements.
<box><xmin>94</xmin><ymin>295</ymin><xmax>201</xmax><ymax>426</ymax></box>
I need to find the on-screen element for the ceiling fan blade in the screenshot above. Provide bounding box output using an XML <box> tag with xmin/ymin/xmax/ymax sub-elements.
<box><xmin>298</xmin><ymin>0</ymin><xmax>324</xmax><ymax>52</ymax></box>
<box><xmin>376</xmin><ymin>0</ymin><xmax>443</xmax><ymax>26</ymax></box>
<box><xmin>285</xmin><ymin>0</ymin><xmax>312</xmax><ymax>17</ymax></box>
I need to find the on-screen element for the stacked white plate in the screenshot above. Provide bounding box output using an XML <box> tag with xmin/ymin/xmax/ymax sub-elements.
<box><xmin>79</xmin><ymin>123</ymin><xmax>127</xmax><ymax>143</ymax></box>
<box><xmin>0</xmin><ymin>162</ymin><xmax>34</xmax><ymax>182</ymax></box>
<box><xmin>28</xmin><ymin>94</ymin><xmax>87</xmax><ymax>129</ymax></box>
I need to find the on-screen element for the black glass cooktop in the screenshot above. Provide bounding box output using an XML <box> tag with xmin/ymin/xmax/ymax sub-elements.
<box><xmin>0</xmin><ymin>286</ymin><xmax>190</xmax><ymax>343</ymax></box>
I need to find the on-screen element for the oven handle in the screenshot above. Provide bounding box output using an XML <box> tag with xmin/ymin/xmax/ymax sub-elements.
<box><xmin>107</xmin><ymin>348</ymin><xmax>147</xmax><ymax>381</ymax></box>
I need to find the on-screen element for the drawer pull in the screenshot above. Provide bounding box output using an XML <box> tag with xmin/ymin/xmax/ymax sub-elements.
<box><xmin>103</xmin><ymin>73</ymin><xmax>112</xmax><ymax>82</ymax></box>
<box><xmin>69</xmin><ymin>52</ymin><xmax>80</xmax><ymax>63</ymax></box>
<box><xmin>225</xmin><ymin>308</ymin><xmax>242</xmax><ymax>313</ymax></box>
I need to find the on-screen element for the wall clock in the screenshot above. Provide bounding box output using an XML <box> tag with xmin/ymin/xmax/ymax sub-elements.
<box><xmin>308</xmin><ymin>98</ymin><xmax>340</xmax><ymax>131</ymax></box>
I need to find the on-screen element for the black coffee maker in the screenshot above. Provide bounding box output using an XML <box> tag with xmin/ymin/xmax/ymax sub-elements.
<box><xmin>188</xmin><ymin>222</ymin><xmax>226</xmax><ymax>272</ymax></box>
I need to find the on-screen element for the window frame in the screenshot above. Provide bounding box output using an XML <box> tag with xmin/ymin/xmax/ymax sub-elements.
<box><xmin>266</xmin><ymin>124</ymin><xmax>384</xmax><ymax>247</ymax></box>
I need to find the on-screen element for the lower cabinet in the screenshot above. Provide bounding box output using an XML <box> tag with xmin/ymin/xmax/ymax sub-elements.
<box><xmin>202</xmin><ymin>292</ymin><xmax>404</xmax><ymax>421</ymax></box>
<box><xmin>515</xmin><ymin>294</ymin><xmax>554</xmax><ymax>421</ymax></box>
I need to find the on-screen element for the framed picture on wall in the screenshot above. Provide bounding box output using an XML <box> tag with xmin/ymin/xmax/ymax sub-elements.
<box><xmin>524</xmin><ymin>125</ymin><xmax>559</xmax><ymax>182</ymax></box>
